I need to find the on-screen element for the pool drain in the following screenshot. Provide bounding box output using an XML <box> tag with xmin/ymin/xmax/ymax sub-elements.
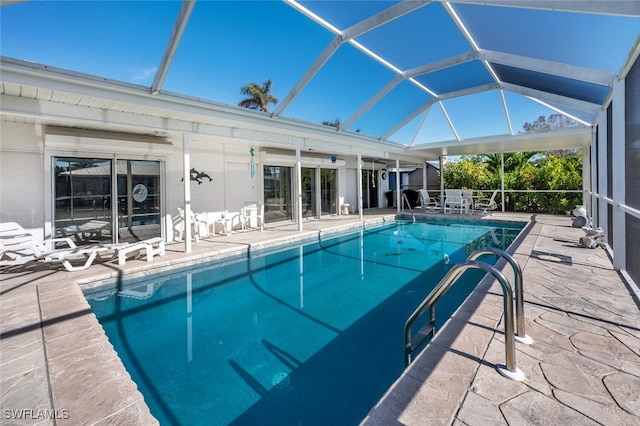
<box><xmin>272</xmin><ymin>372</ymin><xmax>291</xmax><ymax>389</ymax></box>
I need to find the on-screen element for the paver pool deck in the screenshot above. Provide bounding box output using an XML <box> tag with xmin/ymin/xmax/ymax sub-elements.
<box><xmin>1</xmin><ymin>212</ymin><xmax>639</xmax><ymax>425</ymax></box>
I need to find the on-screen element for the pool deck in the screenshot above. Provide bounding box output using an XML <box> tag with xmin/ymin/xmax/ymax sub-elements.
<box><xmin>1</xmin><ymin>211</ymin><xmax>639</xmax><ymax>425</ymax></box>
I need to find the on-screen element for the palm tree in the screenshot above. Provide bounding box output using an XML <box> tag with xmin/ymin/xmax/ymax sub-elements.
<box><xmin>480</xmin><ymin>152</ymin><xmax>540</xmax><ymax>174</ymax></box>
<box><xmin>238</xmin><ymin>79</ymin><xmax>278</xmax><ymax>112</ymax></box>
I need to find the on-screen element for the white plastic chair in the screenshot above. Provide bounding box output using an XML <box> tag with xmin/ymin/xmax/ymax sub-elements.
<box><xmin>443</xmin><ymin>189</ymin><xmax>467</xmax><ymax>214</ymax></box>
<box><xmin>474</xmin><ymin>190</ymin><xmax>499</xmax><ymax>214</ymax></box>
<box><xmin>418</xmin><ymin>189</ymin><xmax>439</xmax><ymax>210</ymax></box>
<box><xmin>240</xmin><ymin>201</ymin><xmax>264</xmax><ymax>231</ymax></box>
<box><xmin>176</xmin><ymin>207</ymin><xmax>207</xmax><ymax>241</ymax></box>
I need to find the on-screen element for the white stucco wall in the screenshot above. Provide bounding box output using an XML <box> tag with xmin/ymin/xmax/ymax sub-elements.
<box><xmin>0</xmin><ymin>122</ymin><xmax>46</xmax><ymax>239</ymax></box>
<box><xmin>1</xmin><ymin>121</ymin><xmax>356</xmax><ymax>241</ymax></box>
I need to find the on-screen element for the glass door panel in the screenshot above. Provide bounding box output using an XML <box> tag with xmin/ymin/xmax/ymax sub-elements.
<box><xmin>54</xmin><ymin>157</ymin><xmax>113</xmax><ymax>245</ymax></box>
<box><xmin>361</xmin><ymin>170</ymin><xmax>378</xmax><ymax>209</ymax></box>
<box><xmin>301</xmin><ymin>168</ymin><xmax>316</xmax><ymax>218</ymax></box>
<box><xmin>321</xmin><ymin>169</ymin><xmax>336</xmax><ymax>214</ymax></box>
<box><xmin>263</xmin><ymin>166</ymin><xmax>292</xmax><ymax>223</ymax></box>
<box><xmin>117</xmin><ymin>160</ymin><xmax>161</xmax><ymax>243</ymax></box>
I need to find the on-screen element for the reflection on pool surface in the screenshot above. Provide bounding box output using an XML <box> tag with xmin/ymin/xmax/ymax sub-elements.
<box><xmin>86</xmin><ymin>219</ymin><xmax>524</xmax><ymax>425</ymax></box>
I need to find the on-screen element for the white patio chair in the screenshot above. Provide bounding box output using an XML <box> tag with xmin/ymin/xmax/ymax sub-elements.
<box><xmin>443</xmin><ymin>189</ymin><xmax>467</xmax><ymax>214</ymax></box>
<box><xmin>418</xmin><ymin>189</ymin><xmax>439</xmax><ymax>210</ymax></box>
<box><xmin>240</xmin><ymin>201</ymin><xmax>264</xmax><ymax>231</ymax></box>
<box><xmin>176</xmin><ymin>207</ymin><xmax>207</xmax><ymax>241</ymax></box>
<box><xmin>461</xmin><ymin>189</ymin><xmax>474</xmax><ymax>211</ymax></box>
<box><xmin>474</xmin><ymin>190</ymin><xmax>499</xmax><ymax>214</ymax></box>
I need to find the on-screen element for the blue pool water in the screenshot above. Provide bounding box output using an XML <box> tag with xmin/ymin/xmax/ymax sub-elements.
<box><xmin>86</xmin><ymin>219</ymin><xmax>524</xmax><ymax>425</ymax></box>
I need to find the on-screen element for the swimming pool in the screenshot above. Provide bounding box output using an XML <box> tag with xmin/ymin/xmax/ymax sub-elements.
<box><xmin>85</xmin><ymin>218</ymin><xmax>524</xmax><ymax>425</ymax></box>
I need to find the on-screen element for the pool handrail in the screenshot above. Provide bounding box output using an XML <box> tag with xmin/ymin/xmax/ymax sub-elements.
<box><xmin>467</xmin><ymin>247</ymin><xmax>532</xmax><ymax>344</ymax></box>
<box><xmin>403</xmin><ymin>259</ymin><xmax>525</xmax><ymax>381</ymax></box>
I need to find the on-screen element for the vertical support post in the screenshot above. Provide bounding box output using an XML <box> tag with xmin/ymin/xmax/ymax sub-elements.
<box><xmin>597</xmin><ymin>111</ymin><xmax>607</xmax><ymax>235</ymax></box>
<box><xmin>439</xmin><ymin>156</ymin><xmax>444</xmax><ymax>204</ymax></box>
<box><xmin>590</xmin><ymin>128</ymin><xmax>598</xmax><ymax>226</ymax></box>
<box><xmin>357</xmin><ymin>154</ymin><xmax>363</xmax><ymax>219</ymax></box>
<box><xmin>296</xmin><ymin>147</ymin><xmax>303</xmax><ymax>231</ymax></box>
<box><xmin>612</xmin><ymin>78</ymin><xmax>626</xmax><ymax>270</ymax></box>
<box><xmin>501</xmin><ymin>152</ymin><xmax>505</xmax><ymax>212</ymax></box>
<box><xmin>183</xmin><ymin>132</ymin><xmax>192</xmax><ymax>253</ymax></box>
<box><xmin>395</xmin><ymin>159</ymin><xmax>401</xmax><ymax>213</ymax></box>
<box><xmin>423</xmin><ymin>161</ymin><xmax>427</xmax><ymax>190</ymax></box>
<box><xmin>315</xmin><ymin>166</ymin><xmax>321</xmax><ymax>219</ymax></box>
<box><xmin>582</xmin><ymin>143</ymin><xmax>591</xmax><ymax>218</ymax></box>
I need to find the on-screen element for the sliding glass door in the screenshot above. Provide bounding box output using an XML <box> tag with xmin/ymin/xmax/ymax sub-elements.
<box><xmin>301</xmin><ymin>168</ymin><xmax>316</xmax><ymax>218</ymax></box>
<box><xmin>116</xmin><ymin>160</ymin><xmax>161</xmax><ymax>242</ymax></box>
<box><xmin>263</xmin><ymin>166</ymin><xmax>292</xmax><ymax>223</ymax></box>
<box><xmin>362</xmin><ymin>169</ymin><xmax>378</xmax><ymax>209</ymax></box>
<box><xmin>54</xmin><ymin>157</ymin><xmax>162</xmax><ymax>245</ymax></box>
<box><xmin>321</xmin><ymin>169</ymin><xmax>336</xmax><ymax>214</ymax></box>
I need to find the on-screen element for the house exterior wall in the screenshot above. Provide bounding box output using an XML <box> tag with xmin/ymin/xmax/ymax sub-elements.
<box><xmin>0</xmin><ymin>121</ymin><xmax>46</xmax><ymax>239</ymax></box>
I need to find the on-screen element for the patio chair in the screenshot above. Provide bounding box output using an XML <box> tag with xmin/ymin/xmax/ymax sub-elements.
<box><xmin>176</xmin><ymin>207</ymin><xmax>207</xmax><ymax>241</ymax></box>
<box><xmin>443</xmin><ymin>189</ymin><xmax>467</xmax><ymax>214</ymax></box>
<box><xmin>240</xmin><ymin>201</ymin><xmax>264</xmax><ymax>231</ymax></box>
<box><xmin>474</xmin><ymin>190</ymin><xmax>499</xmax><ymax>214</ymax></box>
<box><xmin>461</xmin><ymin>189</ymin><xmax>474</xmax><ymax>211</ymax></box>
<box><xmin>0</xmin><ymin>222</ymin><xmax>123</xmax><ymax>271</ymax></box>
<box><xmin>418</xmin><ymin>189</ymin><xmax>439</xmax><ymax>210</ymax></box>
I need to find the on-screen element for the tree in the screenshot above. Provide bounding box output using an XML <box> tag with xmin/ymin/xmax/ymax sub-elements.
<box><xmin>475</xmin><ymin>152</ymin><xmax>540</xmax><ymax>175</ymax></box>
<box><xmin>238</xmin><ymin>79</ymin><xmax>278</xmax><ymax>112</ymax></box>
<box><xmin>523</xmin><ymin>113</ymin><xmax>581</xmax><ymax>157</ymax></box>
<box><xmin>444</xmin><ymin>151</ymin><xmax>582</xmax><ymax>214</ymax></box>
<box><xmin>523</xmin><ymin>114</ymin><xmax>577</xmax><ymax>132</ymax></box>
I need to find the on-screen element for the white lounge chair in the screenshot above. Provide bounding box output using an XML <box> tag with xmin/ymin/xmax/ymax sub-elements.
<box><xmin>117</xmin><ymin>237</ymin><xmax>165</xmax><ymax>265</ymax></box>
<box><xmin>1</xmin><ymin>222</ymin><xmax>165</xmax><ymax>270</ymax></box>
<box><xmin>418</xmin><ymin>189</ymin><xmax>439</xmax><ymax>210</ymax></box>
<box><xmin>475</xmin><ymin>190</ymin><xmax>499</xmax><ymax>214</ymax></box>
<box><xmin>0</xmin><ymin>222</ymin><xmax>122</xmax><ymax>271</ymax></box>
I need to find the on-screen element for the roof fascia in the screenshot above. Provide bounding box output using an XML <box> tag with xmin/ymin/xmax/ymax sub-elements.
<box><xmin>442</xmin><ymin>0</ymin><xmax>640</xmax><ymax>17</ymax></box>
<box><xmin>0</xmin><ymin>58</ymin><xmax>424</xmax><ymax>157</ymax></box>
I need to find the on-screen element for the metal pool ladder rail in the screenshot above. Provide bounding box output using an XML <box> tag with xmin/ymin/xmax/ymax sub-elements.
<box><xmin>403</xmin><ymin>253</ymin><xmax>526</xmax><ymax>381</ymax></box>
<box><xmin>467</xmin><ymin>247</ymin><xmax>532</xmax><ymax>345</ymax></box>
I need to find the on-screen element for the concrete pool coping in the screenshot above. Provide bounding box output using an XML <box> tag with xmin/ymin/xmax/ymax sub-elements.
<box><xmin>1</xmin><ymin>211</ymin><xmax>639</xmax><ymax>425</ymax></box>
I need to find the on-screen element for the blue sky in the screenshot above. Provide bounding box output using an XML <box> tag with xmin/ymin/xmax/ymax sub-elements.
<box><xmin>1</xmin><ymin>1</ymin><xmax>638</xmax><ymax>145</ymax></box>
